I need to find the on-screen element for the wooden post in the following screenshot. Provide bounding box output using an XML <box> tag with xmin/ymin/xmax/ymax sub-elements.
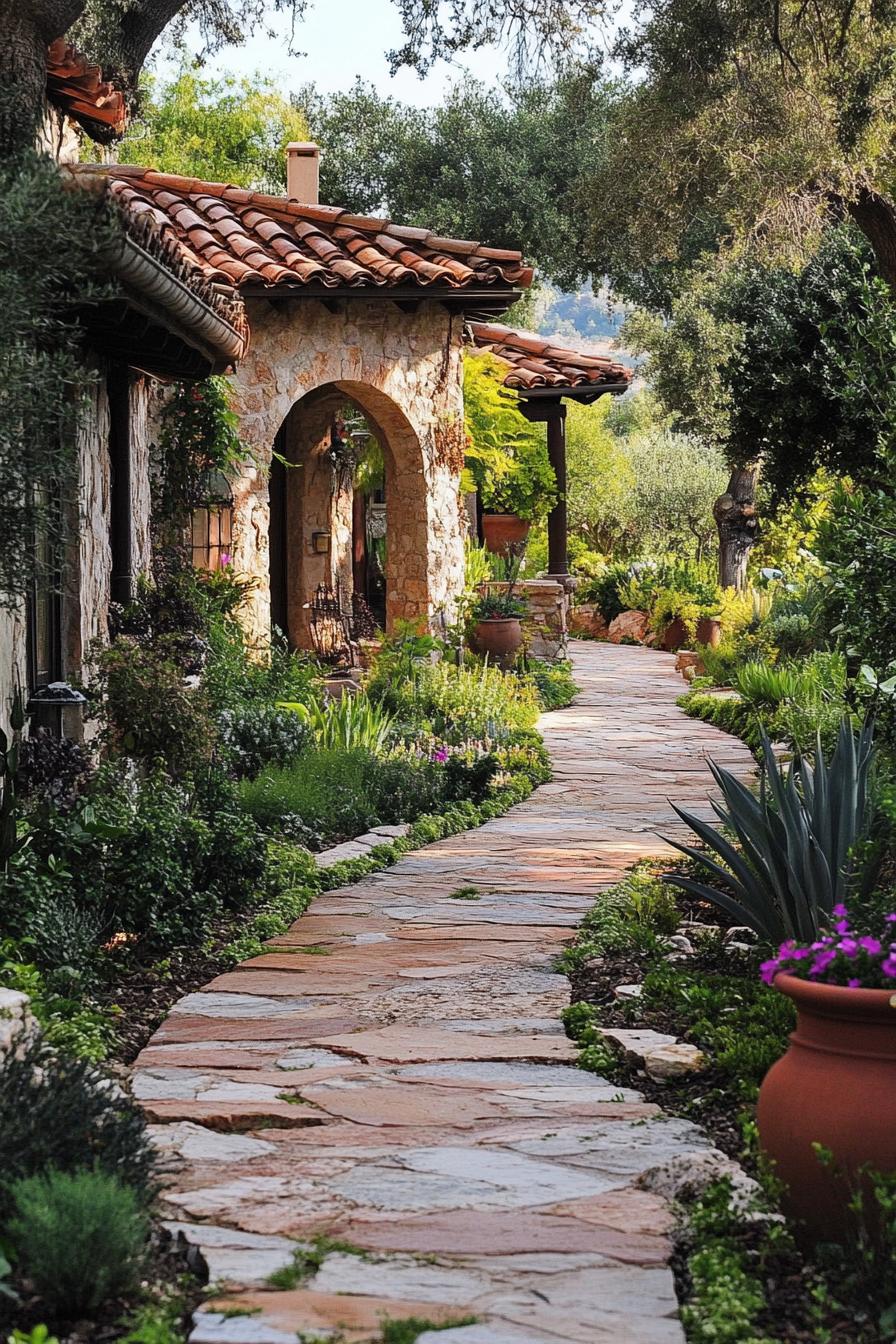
<box><xmin>352</xmin><ymin>489</ymin><xmax>367</xmax><ymax>596</ymax></box>
<box><xmin>546</xmin><ymin>403</ymin><xmax>568</xmax><ymax>577</ymax></box>
<box><xmin>520</xmin><ymin>398</ymin><xmax>568</xmax><ymax>578</ymax></box>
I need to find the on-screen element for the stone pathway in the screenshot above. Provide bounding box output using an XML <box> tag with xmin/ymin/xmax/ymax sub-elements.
<box><xmin>135</xmin><ymin>641</ymin><xmax>754</xmax><ymax>1344</ymax></box>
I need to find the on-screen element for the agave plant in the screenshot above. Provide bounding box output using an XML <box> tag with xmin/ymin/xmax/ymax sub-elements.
<box><xmin>283</xmin><ymin>691</ymin><xmax>395</xmax><ymax>755</ymax></box>
<box><xmin>663</xmin><ymin>718</ymin><xmax>876</xmax><ymax>943</ymax></box>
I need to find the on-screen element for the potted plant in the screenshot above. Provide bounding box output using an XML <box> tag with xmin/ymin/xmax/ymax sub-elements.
<box><xmin>470</xmin><ymin>588</ymin><xmax>528</xmax><ymax>666</ymax></box>
<box><xmin>463</xmin><ymin>353</ymin><xmax>557</xmax><ymax>555</ymax></box>
<box><xmin>757</xmin><ymin>910</ymin><xmax>896</xmax><ymax>1242</ymax></box>
<box><xmin>662</xmin><ymin>719</ymin><xmax>883</xmax><ymax>1242</ymax></box>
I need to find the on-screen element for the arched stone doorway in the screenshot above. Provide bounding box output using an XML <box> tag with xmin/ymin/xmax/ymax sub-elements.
<box><xmin>267</xmin><ymin>379</ymin><xmax>433</xmax><ymax>650</ymax></box>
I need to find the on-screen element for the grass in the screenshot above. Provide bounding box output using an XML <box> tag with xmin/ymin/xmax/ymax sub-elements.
<box><xmin>266</xmin><ymin>1237</ymin><xmax>372</xmax><ymax>1290</ymax></box>
<box><xmin>448</xmin><ymin>886</ymin><xmax>480</xmax><ymax>900</ymax></box>
<box><xmin>380</xmin><ymin>1318</ymin><xmax>478</xmax><ymax>1344</ymax></box>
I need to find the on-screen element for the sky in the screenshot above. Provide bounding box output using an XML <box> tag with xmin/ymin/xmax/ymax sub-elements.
<box><xmin>153</xmin><ymin>0</ymin><xmax>509</xmax><ymax>107</ymax></box>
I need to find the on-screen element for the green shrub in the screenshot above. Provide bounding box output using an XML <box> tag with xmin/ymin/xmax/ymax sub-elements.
<box><xmin>93</xmin><ymin>635</ymin><xmax>215</xmax><ymax>778</ymax></box>
<box><xmin>219</xmin><ymin>702</ymin><xmax>311</xmax><ymax>778</ymax></box>
<box><xmin>8</xmin><ymin>1168</ymin><xmax>149</xmax><ymax>1319</ymax></box>
<box><xmin>238</xmin><ymin>747</ymin><xmax>457</xmax><ymax>848</ymax></box>
<box><xmin>238</xmin><ymin>747</ymin><xmax>389</xmax><ymax>847</ymax></box>
<box><xmin>371</xmin><ymin>659</ymin><xmax>541</xmax><ymax>743</ymax></box>
<box><xmin>12</xmin><ymin>764</ymin><xmax>265</xmax><ymax>955</ymax></box>
<box><xmin>204</xmin><ymin>619</ymin><xmax>320</xmax><ymax>713</ymax></box>
<box><xmin>577</xmin><ymin>560</ymin><xmax>633</xmax><ymax>621</ymax></box>
<box><xmin>522</xmin><ymin>658</ymin><xmax>577</xmax><ymax>709</ymax></box>
<box><xmin>0</xmin><ymin>1034</ymin><xmax>156</xmax><ymax>1223</ymax></box>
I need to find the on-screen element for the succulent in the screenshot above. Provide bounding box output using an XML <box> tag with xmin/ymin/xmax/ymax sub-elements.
<box><xmin>663</xmin><ymin>718</ymin><xmax>876</xmax><ymax>943</ymax></box>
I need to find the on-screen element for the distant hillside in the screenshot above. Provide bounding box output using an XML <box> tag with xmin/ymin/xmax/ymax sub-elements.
<box><xmin>530</xmin><ymin>283</ymin><xmax>636</xmax><ymax>367</ymax></box>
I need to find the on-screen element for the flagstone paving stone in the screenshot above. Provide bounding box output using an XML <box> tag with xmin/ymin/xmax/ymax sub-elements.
<box><xmin>133</xmin><ymin>642</ymin><xmax>754</xmax><ymax>1343</ymax></box>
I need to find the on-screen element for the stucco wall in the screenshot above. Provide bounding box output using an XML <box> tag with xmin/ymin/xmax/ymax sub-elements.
<box><xmin>229</xmin><ymin>298</ymin><xmax>468</xmax><ymax>644</ymax></box>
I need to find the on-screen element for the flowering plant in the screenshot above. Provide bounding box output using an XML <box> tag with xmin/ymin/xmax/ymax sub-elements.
<box><xmin>761</xmin><ymin>905</ymin><xmax>896</xmax><ymax>989</ymax></box>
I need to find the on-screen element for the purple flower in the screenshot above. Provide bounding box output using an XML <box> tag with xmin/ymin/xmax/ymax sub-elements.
<box><xmin>431</xmin><ymin>748</ymin><xmax>449</xmax><ymax>763</ymax></box>
<box><xmin>760</xmin><ymin>959</ymin><xmax>781</xmax><ymax>985</ymax></box>
<box><xmin>848</xmin><ymin>978</ymin><xmax>862</xmax><ymax>988</ymax></box>
<box><xmin>859</xmin><ymin>936</ymin><xmax>882</xmax><ymax>956</ymax></box>
<box><xmin>809</xmin><ymin>949</ymin><xmax>837</xmax><ymax>977</ymax></box>
<box><xmin>883</xmin><ymin>956</ymin><xmax>896</xmax><ymax>978</ymax></box>
<box><xmin>886</xmin><ymin>913</ymin><xmax>896</xmax><ymax>924</ymax></box>
<box><xmin>833</xmin><ymin>904</ymin><xmax>849</xmax><ymax>919</ymax></box>
<box><xmin>837</xmin><ymin>937</ymin><xmax>859</xmax><ymax>957</ymax></box>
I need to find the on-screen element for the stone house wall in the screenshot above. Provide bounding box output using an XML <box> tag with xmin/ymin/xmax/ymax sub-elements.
<box><xmin>0</xmin><ymin>368</ymin><xmax>155</xmax><ymax>736</ymax></box>
<box><xmin>228</xmin><ymin>298</ymin><xmax>468</xmax><ymax>646</ymax></box>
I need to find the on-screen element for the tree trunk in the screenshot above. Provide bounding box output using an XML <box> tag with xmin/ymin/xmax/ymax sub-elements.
<box><xmin>714</xmin><ymin>464</ymin><xmax>760</xmax><ymax>591</ymax></box>
<box><xmin>0</xmin><ymin>0</ymin><xmax>86</xmax><ymax>156</ymax></box>
<box><xmin>846</xmin><ymin>187</ymin><xmax>896</xmax><ymax>296</ymax></box>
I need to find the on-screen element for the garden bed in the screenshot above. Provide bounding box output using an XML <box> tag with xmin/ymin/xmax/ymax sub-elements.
<box><xmin>561</xmin><ymin>864</ymin><xmax>892</xmax><ymax>1344</ymax></box>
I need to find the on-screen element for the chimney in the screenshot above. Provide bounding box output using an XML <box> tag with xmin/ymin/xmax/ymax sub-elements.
<box><xmin>286</xmin><ymin>142</ymin><xmax>320</xmax><ymax>203</ymax></box>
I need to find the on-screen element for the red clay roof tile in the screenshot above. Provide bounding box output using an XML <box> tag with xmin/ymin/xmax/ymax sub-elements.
<box><xmin>470</xmin><ymin>321</ymin><xmax>632</xmax><ymax>394</ymax></box>
<box><xmin>71</xmin><ymin>167</ymin><xmax>534</xmax><ymax>296</ymax></box>
<box><xmin>46</xmin><ymin>40</ymin><xmax>126</xmax><ymax>134</ymax></box>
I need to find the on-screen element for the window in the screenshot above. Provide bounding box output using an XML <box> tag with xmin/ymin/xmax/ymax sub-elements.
<box><xmin>26</xmin><ymin>489</ymin><xmax>62</xmax><ymax>691</ymax></box>
<box><xmin>191</xmin><ymin>468</ymin><xmax>234</xmax><ymax>572</ymax></box>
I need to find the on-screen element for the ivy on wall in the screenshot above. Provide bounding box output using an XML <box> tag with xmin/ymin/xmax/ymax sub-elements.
<box><xmin>0</xmin><ymin>150</ymin><xmax>118</xmax><ymax>608</ymax></box>
<box><xmin>154</xmin><ymin>375</ymin><xmax>246</xmax><ymax>550</ymax></box>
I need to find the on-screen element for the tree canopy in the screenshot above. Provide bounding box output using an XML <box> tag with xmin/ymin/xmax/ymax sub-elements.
<box><xmin>3</xmin><ymin>0</ymin><xmax>603</xmax><ymax>154</ymax></box>
<box><xmin>299</xmin><ymin>68</ymin><xmax>616</xmax><ymax>291</ymax></box>
<box><xmin>590</xmin><ymin>0</ymin><xmax>896</xmax><ymax>299</ymax></box>
<box><xmin>624</xmin><ymin>226</ymin><xmax>896</xmax><ymax>500</ymax></box>
<box><xmin>118</xmin><ymin>70</ymin><xmax>307</xmax><ymax>188</ymax></box>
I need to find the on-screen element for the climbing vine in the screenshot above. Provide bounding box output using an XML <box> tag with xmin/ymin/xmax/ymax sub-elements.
<box><xmin>155</xmin><ymin>375</ymin><xmax>246</xmax><ymax>540</ymax></box>
<box><xmin>0</xmin><ymin>149</ymin><xmax>118</xmax><ymax>608</ymax></box>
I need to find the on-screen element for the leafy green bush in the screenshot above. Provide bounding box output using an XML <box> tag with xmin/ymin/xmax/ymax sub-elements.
<box><xmin>239</xmin><ymin>747</ymin><xmax>438</xmax><ymax>847</ymax></box>
<box><xmin>94</xmin><ymin>634</ymin><xmax>216</xmax><ymax>777</ymax></box>
<box><xmin>8</xmin><ymin>764</ymin><xmax>265</xmax><ymax>957</ymax></box>
<box><xmin>522</xmin><ymin>658</ymin><xmax>577</xmax><ymax>709</ymax></box>
<box><xmin>8</xmin><ymin>1169</ymin><xmax>148</xmax><ymax>1319</ymax></box>
<box><xmin>577</xmin><ymin>560</ymin><xmax>633</xmax><ymax>622</ymax></box>
<box><xmin>204</xmin><ymin>619</ymin><xmax>320</xmax><ymax>714</ymax></box>
<box><xmin>219</xmin><ymin>702</ymin><xmax>311</xmax><ymax>778</ymax></box>
<box><xmin>0</xmin><ymin>1034</ymin><xmax>156</xmax><ymax>1223</ymax></box>
<box><xmin>371</xmin><ymin>659</ymin><xmax>541</xmax><ymax>743</ymax></box>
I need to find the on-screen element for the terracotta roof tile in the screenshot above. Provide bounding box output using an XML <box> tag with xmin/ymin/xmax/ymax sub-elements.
<box><xmin>68</xmin><ymin>166</ymin><xmax>249</xmax><ymax>360</ymax></box>
<box><xmin>71</xmin><ymin>167</ymin><xmax>534</xmax><ymax>295</ymax></box>
<box><xmin>46</xmin><ymin>40</ymin><xmax>126</xmax><ymax>134</ymax></box>
<box><xmin>469</xmin><ymin>321</ymin><xmax>632</xmax><ymax>394</ymax></box>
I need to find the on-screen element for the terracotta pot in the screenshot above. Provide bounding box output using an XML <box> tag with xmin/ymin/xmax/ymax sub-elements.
<box><xmin>482</xmin><ymin>513</ymin><xmax>531</xmax><ymax>555</ymax></box>
<box><xmin>757</xmin><ymin>973</ymin><xmax>896</xmax><ymax>1242</ymax></box>
<box><xmin>473</xmin><ymin>617</ymin><xmax>523</xmax><ymax>667</ymax></box>
<box><xmin>696</xmin><ymin>616</ymin><xmax>722</xmax><ymax>648</ymax></box>
<box><xmin>660</xmin><ymin>617</ymin><xmax>688</xmax><ymax>652</ymax></box>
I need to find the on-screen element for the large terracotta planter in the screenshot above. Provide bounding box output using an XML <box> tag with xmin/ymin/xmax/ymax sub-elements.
<box><xmin>696</xmin><ymin>616</ymin><xmax>722</xmax><ymax>648</ymax></box>
<box><xmin>473</xmin><ymin>617</ymin><xmax>523</xmax><ymax>667</ymax></box>
<box><xmin>482</xmin><ymin>513</ymin><xmax>530</xmax><ymax>555</ymax></box>
<box><xmin>660</xmin><ymin>617</ymin><xmax>689</xmax><ymax>652</ymax></box>
<box><xmin>757</xmin><ymin>973</ymin><xmax>896</xmax><ymax>1242</ymax></box>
